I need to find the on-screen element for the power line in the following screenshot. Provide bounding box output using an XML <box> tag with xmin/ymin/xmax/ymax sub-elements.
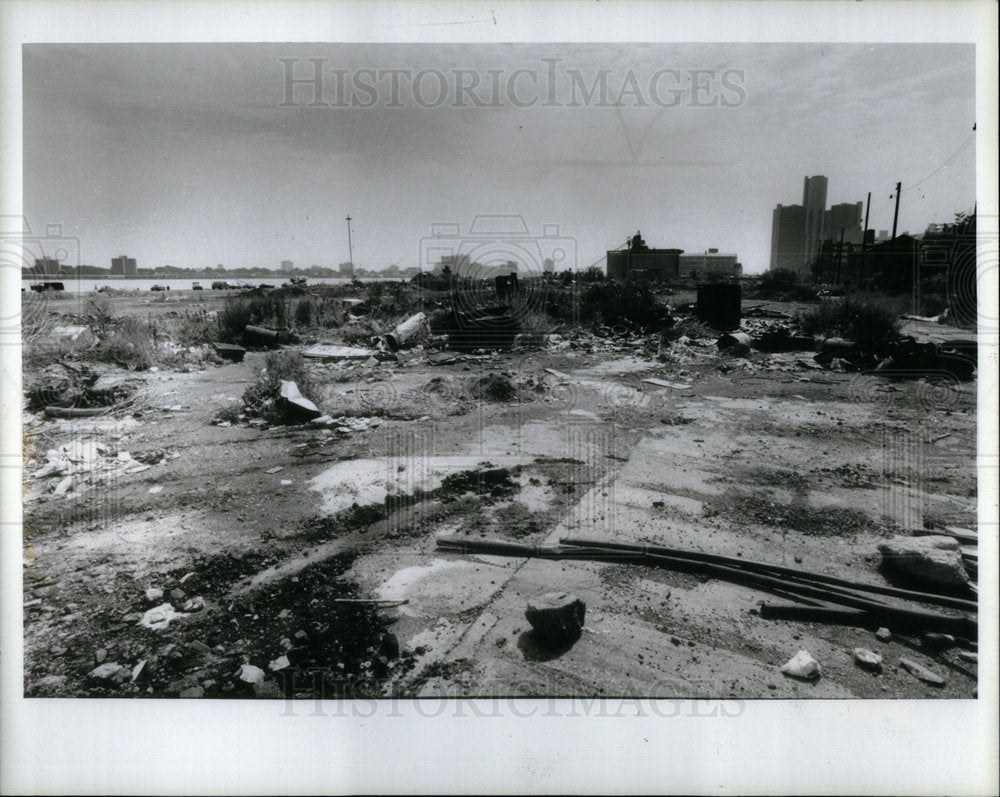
<box><xmin>908</xmin><ymin>131</ymin><xmax>976</xmax><ymax>192</ymax></box>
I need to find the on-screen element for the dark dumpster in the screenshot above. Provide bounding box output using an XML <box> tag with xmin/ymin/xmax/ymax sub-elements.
<box><xmin>696</xmin><ymin>283</ymin><xmax>741</xmax><ymax>331</ymax></box>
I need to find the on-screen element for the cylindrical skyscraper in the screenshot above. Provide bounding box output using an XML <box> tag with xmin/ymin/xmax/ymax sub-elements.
<box><xmin>802</xmin><ymin>175</ymin><xmax>828</xmax><ymax>268</ymax></box>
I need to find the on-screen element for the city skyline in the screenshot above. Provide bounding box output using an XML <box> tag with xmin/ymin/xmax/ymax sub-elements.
<box><xmin>23</xmin><ymin>43</ymin><xmax>976</xmax><ymax>275</ymax></box>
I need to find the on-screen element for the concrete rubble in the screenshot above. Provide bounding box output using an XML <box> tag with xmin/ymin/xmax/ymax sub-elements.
<box><xmin>779</xmin><ymin>650</ymin><xmax>822</xmax><ymax>680</ymax></box>
<box><xmin>878</xmin><ymin>535</ymin><xmax>970</xmax><ymax>587</ymax></box>
<box><xmin>524</xmin><ymin>592</ymin><xmax>586</xmax><ymax>646</ymax></box>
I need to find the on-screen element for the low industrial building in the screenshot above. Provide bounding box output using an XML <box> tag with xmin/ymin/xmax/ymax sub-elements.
<box><xmin>679</xmin><ymin>250</ymin><xmax>741</xmax><ymax>281</ymax></box>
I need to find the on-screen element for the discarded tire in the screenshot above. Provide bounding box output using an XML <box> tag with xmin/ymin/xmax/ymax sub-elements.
<box><xmin>525</xmin><ymin>591</ymin><xmax>586</xmax><ymax>646</ymax></box>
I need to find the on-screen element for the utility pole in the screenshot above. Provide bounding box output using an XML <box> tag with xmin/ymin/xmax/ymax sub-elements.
<box><xmin>345</xmin><ymin>215</ymin><xmax>354</xmax><ymax>267</ymax></box>
<box><xmin>891</xmin><ymin>182</ymin><xmax>901</xmax><ymax>240</ymax></box>
<box><xmin>863</xmin><ymin>191</ymin><xmax>871</xmax><ymax>250</ymax></box>
<box><xmin>862</xmin><ymin>191</ymin><xmax>872</xmax><ymax>289</ymax></box>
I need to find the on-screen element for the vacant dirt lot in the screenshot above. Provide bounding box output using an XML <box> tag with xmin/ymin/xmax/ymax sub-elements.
<box><xmin>21</xmin><ymin>290</ymin><xmax>979</xmax><ymax>700</ymax></box>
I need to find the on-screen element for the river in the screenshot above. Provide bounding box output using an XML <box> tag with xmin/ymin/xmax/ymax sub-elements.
<box><xmin>21</xmin><ymin>276</ymin><xmax>407</xmax><ymax>294</ymax></box>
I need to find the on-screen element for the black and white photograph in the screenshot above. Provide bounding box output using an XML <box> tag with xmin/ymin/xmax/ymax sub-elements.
<box><xmin>2</xmin><ymin>2</ymin><xmax>997</xmax><ymax>794</ymax></box>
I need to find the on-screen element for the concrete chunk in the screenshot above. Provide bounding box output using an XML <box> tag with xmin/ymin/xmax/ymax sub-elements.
<box><xmin>525</xmin><ymin>592</ymin><xmax>586</xmax><ymax>646</ymax></box>
<box><xmin>878</xmin><ymin>535</ymin><xmax>969</xmax><ymax>587</ymax></box>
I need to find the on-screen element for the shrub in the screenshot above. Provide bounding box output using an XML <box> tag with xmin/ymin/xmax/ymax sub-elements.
<box><xmin>797</xmin><ymin>293</ymin><xmax>903</xmax><ymax>352</ymax></box>
<box><xmin>239</xmin><ymin>350</ymin><xmax>319</xmax><ymax>424</ymax></box>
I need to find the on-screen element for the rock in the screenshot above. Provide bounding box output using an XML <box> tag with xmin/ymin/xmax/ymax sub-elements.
<box><xmin>779</xmin><ymin>650</ymin><xmax>822</xmax><ymax>681</ymax></box>
<box><xmin>144</xmin><ymin>587</ymin><xmax>164</xmax><ymax>604</ymax></box>
<box><xmin>268</xmin><ymin>655</ymin><xmax>290</xmax><ymax>672</ymax></box>
<box><xmin>899</xmin><ymin>658</ymin><xmax>946</xmax><ymax>686</ymax></box>
<box><xmin>878</xmin><ymin>535</ymin><xmax>969</xmax><ymax>587</ymax></box>
<box><xmin>853</xmin><ymin>648</ymin><xmax>883</xmax><ymax>672</ymax></box>
<box><xmin>238</xmin><ymin>664</ymin><xmax>265</xmax><ymax>685</ymax></box>
<box><xmin>179</xmin><ymin>572</ymin><xmax>197</xmax><ymax>584</ymax></box>
<box><xmin>524</xmin><ymin>592</ymin><xmax>586</xmax><ymax>646</ymax></box>
<box><xmin>875</xmin><ymin>627</ymin><xmax>892</xmax><ymax>642</ymax></box>
<box><xmin>88</xmin><ymin>662</ymin><xmax>123</xmax><ymax>684</ymax></box>
<box><xmin>182</xmin><ymin>596</ymin><xmax>205</xmax><ymax>612</ymax></box>
<box><xmin>179</xmin><ymin>686</ymin><xmax>204</xmax><ymax>698</ymax></box>
<box><xmin>94</xmin><ymin>648</ymin><xmax>107</xmax><ymax>664</ymax></box>
<box><xmin>957</xmin><ymin>651</ymin><xmax>977</xmax><ymax>664</ymax></box>
<box><xmin>169</xmin><ymin>587</ymin><xmax>186</xmax><ymax>602</ymax></box>
<box><xmin>189</xmin><ymin>640</ymin><xmax>213</xmax><ymax>656</ymax></box>
<box><xmin>294</xmin><ymin>630</ymin><xmax>308</xmax><ymax>640</ymax></box>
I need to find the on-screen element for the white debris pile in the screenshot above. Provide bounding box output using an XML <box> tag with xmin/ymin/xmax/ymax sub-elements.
<box><xmin>25</xmin><ymin>438</ymin><xmax>166</xmax><ymax>500</ymax></box>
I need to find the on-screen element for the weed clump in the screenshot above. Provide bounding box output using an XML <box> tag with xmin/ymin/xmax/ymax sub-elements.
<box><xmin>95</xmin><ymin>317</ymin><xmax>155</xmax><ymax>370</ymax></box>
<box><xmin>797</xmin><ymin>293</ymin><xmax>903</xmax><ymax>353</ymax></box>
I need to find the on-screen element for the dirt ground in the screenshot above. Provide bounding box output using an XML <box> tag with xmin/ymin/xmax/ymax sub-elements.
<box><xmin>21</xmin><ymin>291</ymin><xmax>979</xmax><ymax>700</ymax></box>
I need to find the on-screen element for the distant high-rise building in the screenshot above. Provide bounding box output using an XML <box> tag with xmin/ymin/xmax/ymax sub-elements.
<box><xmin>543</xmin><ymin>257</ymin><xmax>555</xmax><ymax>274</ymax></box>
<box><xmin>33</xmin><ymin>256</ymin><xmax>61</xmax><ymax>274</ymax></box>
<box><xmin>338</xmin><ymin>261</ymin><xmax>354</xmax><ymax>275</ymax></box>
<box><xmin>110</xmin><ymin>255</ymin><xmax>137</xmax><ymax>276</ymax></box>
<box><xmin>770</xmin><ymin>204</ymin><xmax>808</xmax><ymax>273</ymax></box>
<box><xmin>823</xmin><ymin>202</ymin><xmax>864</xmax><ymax>246</ymax></box>
<box><xmin>802</xmin><ymin>175</ymin><xmax>828</xmax><ymax>266</ymax></box>
<box><xmin>281</xmin><ymin>260</ymin><xmax>294</xmax><ymax>272</ymax></box>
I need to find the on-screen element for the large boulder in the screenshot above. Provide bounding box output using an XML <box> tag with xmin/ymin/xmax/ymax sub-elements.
<box><xmin>525</xmin><ymin>592</ymin><xmax>586</xmax><ymax>646</ymax></box>
<box><xmin>878</xmin><ymin>535</ymin><xmax>969</xmax><ymax>587</ymax></box>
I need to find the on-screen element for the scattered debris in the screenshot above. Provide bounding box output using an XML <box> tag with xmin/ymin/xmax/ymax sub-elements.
<box><xmin>211</xmin><ymin>342</ymin><xmax>246</xmax><ymax>362</ymax></box>
<box><xmin>525</xmin><ymin>592</ymin><xmax>586</xmax><ymax>646</ymax></box>
<box><xmin>50</xmin><ymin>325</ymin><xmax>98</xmax><ymax>348</ymax></box>
<box><xmin>717</xmin><ymin>331</ymin><xmax>752</xmax><ymax>355</ymax></box>
<box><xmin>145</xmin><ymin>587</ymin><xmax>164</xmax><ymax>604</ymax></box>
<box><xmin>137</xmin><ymin>603</ymin><xmax>189</xmax><ymax>631</ymax></box>
<box><xmin>385</xmin><ymin>312</ymin><xmax>427</xmax><ymax>350</ymax></box>
<box><xmin>268</xmin><ymin>655</ymin><xmax>291</xmax><ymax>672</ymax></box>
<box><xmin>243</xmin><ymin>325</ymin><xmax>287</xmax><ymax>347</ymax></box>
<box><xmin>853</xmin><ymin>648</ymin><xmax>884</xmax><ymax>672</ymax></box>
<box><xmin>278</xmin><ymin>380</ymin><xmax>321</xmax><ymax>420</ymax></box>
<box><xmin>130</xmin><ymin>659</ymin><xmax>148</xmax><ymax>683</ymax></box>
<box><xmin>182</xmin><ymin>597</ymin><xmax>205</xmax><ymax>612</ymax></box>
<box><xmin>899</xmin><ymin>658</ymin><xmax>946</xmax><ymax>686</ymax></box>
<box><xmin>302</xmin><ymin>344</ymin><xmax>378</xmax><ymax>361</ymax></box>
<box><xmin>875</xmin><ymin>627</ymin><xmax>892</xmax><ymax>642</ymax></box>
<box><xmin>779</xmin><ymin>650</ymin><xmax>822</xmax><ymax>680</ymax></box>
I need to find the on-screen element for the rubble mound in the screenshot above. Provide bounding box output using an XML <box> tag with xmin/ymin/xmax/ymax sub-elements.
<box><xmin>470</xmin><ymin>372</ymin><xmax>518</xmax><ymax>402</ymax></box>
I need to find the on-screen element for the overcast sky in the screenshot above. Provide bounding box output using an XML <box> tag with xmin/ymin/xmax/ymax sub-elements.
<box><xmin>23</xmin><ymin>42</ymin><xmax>976</xmax><ymax>274</ymax></box>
